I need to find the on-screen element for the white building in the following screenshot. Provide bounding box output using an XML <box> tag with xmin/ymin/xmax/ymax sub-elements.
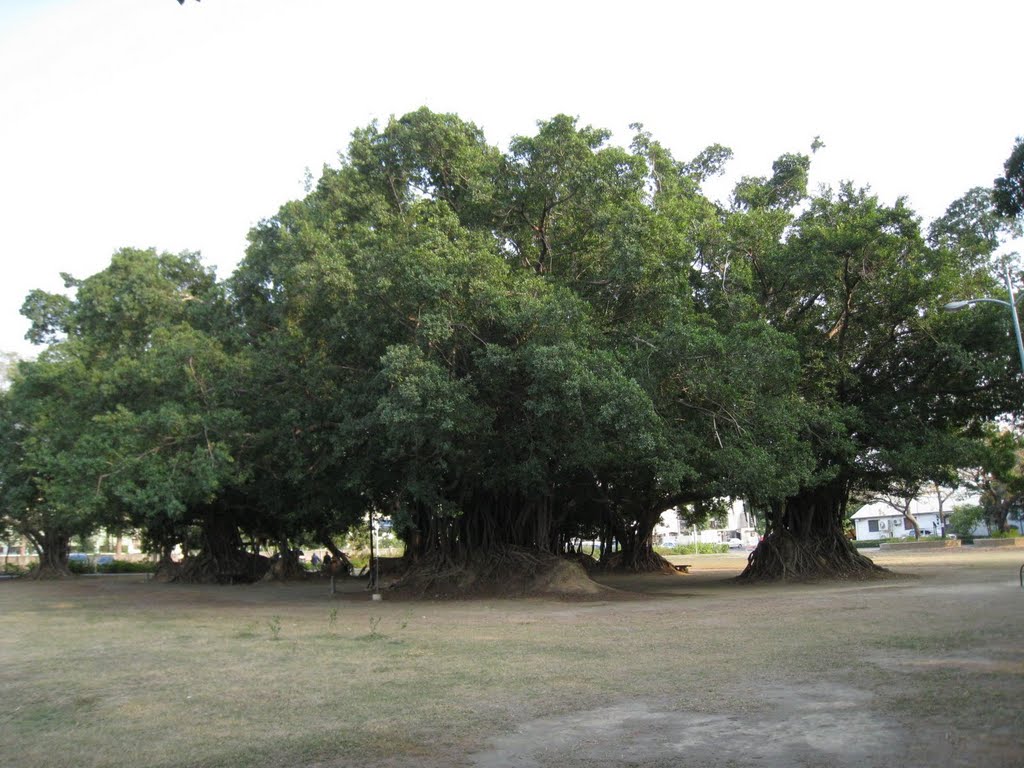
<box><xmin>655</xmin><ymin>500</ymin><xmax>759</xmax><ymax>548</ymax></box>
<box><xmin>850</xmin><ymin>488</ymin><xmax>986</xmax><ymax>541</ymax></box>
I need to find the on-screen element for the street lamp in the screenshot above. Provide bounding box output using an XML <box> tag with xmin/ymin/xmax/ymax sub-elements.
<box><xmin>943</xmin><ymin>264</ymin><xmax>1024</xmax><ymax>376</ymax></box>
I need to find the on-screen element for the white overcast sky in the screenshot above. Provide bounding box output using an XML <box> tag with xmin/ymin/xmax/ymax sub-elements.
<box><xmin>1</xmin><ymin>0</ymin><xmax>1022</xmax><ymax>357</ymax></box>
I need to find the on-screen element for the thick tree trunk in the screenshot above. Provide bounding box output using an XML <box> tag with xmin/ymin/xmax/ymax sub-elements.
<box><xmin>988</xmin><ymin>501</ymin><xmax>1013</xmax><ymax>533</ymax></box>
<box><xmin>153</xmin><ymin>550</ymin><xmax>180</xmax><ymax>581</ymax></box>
<box><xmin>740</xmin><ymin>485</ymin><xmax>887</xmax><ymax>581</ymax></box>
<box><xmin>267</xmin><ymin>538</ymin><xmax>307</xmax><ymax>581</ymax></box>
<box><xmin>27</xmin><ymin>529</ymin><xmax>72</xmax><ymax>579</ymax></box>
<box><xmin>319</xmin><ymin>530</ymin><xmax>354</xmax><ymax>573</ymax></box>
<box><xmin>601</xmin><ymin>508</ymin><xmax>675</xmax><ymax>573</ymax></box>
<box><xmin>174</xmin><ymin>513</ymin><xmax>270</xmax><ymax>584</ymax></box>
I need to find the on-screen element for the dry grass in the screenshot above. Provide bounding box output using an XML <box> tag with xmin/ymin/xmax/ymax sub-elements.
<box><xmin>1</xmin><ymin>548</ymin><xmax>1022</xmax><ymax>767</ymax></box>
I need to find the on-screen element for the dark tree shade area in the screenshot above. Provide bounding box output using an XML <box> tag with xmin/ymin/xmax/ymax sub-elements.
<box><xmin>3</xmin><ymin>111</ymin><xmax>1022</xmax><ymax>586</ymax></box>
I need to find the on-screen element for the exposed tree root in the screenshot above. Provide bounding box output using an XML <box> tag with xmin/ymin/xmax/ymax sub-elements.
<box><xmin>738</xmin><ymin>529</ymin><xmax>889</xmax><ymax>582</ymax></box>
<box><xmin>265</xmin><ymin>550</ymin><xmax>308</xmax><ymax>581</ymax></box>
<box><xmin>388</xmin><ymin>546</ymin><xmax>611</xmax><ymax>598</ymax></box>
<box><xmin>30</xmin><ymin>562</ymin><xmax>73</xmax><ymax>580</ymax></box>
<box><xmin>598</xmin><ymin>549</ymin><xmax>677</xmax><ymax>574</ymax></box>
<box><xmin>172</xmin><ymin>550</ymin><xmax>270</xmax><ymax>584</ymax></box>
<box><xmin>152</xmin><ymin>559</ymin><xmax>181</xmax><ymax>582</ymax></box>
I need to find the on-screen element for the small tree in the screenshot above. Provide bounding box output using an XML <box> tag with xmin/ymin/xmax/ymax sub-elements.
<box><xmin>976</xmin><ymin>426</ymin><xmax>1024</xmax><ymax>533</ymax></box>
<box><xmin>947</xmin><ymin>504</ymin><xmax>985</xmax><ymax>539</ymax></box>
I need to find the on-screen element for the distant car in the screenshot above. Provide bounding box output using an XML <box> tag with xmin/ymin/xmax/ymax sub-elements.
<box><xmin>727</xmin><ymin>538</ymin><xmax>743</xmax><ymax>549</ymax></box>
<box><xmin>95</xmin><ymin>555</ymin><xmax>114</xmax><ymax>565</ymax></box>
<box><xmin>68</xmin><ymin>553</ymin><xmax>89</xmax><ymax>562</ymax></box>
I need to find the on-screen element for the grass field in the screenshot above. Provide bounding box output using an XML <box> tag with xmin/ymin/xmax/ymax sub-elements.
<box><xmin>1</xmin><ymin>548</ymin><xmax>1022</xmax><ymax>767</ymax></box>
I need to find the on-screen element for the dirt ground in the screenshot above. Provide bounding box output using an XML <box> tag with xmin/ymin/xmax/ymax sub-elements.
<box><xmin>464</xmin><ymin>548</ymin><xmax>1024</xmax><ymax>768</ymax></box>
<box><xmin>2</xmin><ymin>547</ymin><xmax>1022</xmax><ymax>768</ymax></box>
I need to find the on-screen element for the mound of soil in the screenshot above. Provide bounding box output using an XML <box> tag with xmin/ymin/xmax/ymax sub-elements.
<box><xmin>598</xmin><ymin>550</ymin><xmax>678</xmax><ymax>574</ymax></box>
<box><xmin>388</xmin><ymin>547</ymin><xmax>617</xmax><ymax>599</ymax></box>
<box><xmin>526</xmin><ymin>558</ymin><xmax>611</xmax><ymax>596</ymax></box>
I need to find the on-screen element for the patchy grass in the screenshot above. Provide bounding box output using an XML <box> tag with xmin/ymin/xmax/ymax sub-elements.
<box><xmin>1</xmin><ymin>549</ymin><xmax>1022</xmax><ymax>767</ymax></box>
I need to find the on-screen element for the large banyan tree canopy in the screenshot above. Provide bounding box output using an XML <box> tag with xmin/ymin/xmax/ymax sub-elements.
<box><xmin>4</xmin><ymin>109</ymin><xmax>1021</xmax><ymax>586</ymax></box>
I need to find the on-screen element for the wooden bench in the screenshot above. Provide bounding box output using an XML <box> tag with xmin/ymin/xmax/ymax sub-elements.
<box><xmin>672</xmin><ymin>564</ymin><xmax>691</xmax><ymax>573</ymax></box>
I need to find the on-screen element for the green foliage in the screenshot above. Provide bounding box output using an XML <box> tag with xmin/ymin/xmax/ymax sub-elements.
<box><xmin>8</xmin><ymin>108</ymin><xmax>1020</xmax><ymax>583</ymax></box>
<box><xmin>974</xmin><ymin>425</ymin><xmax>1024</xmax><ymax>533</ymax></box>
<box><xmin>993</xmin><ymin>136</ymin><xmax>1024</xmax><ymax>221</ymax></box>
<box><xmin>730</xmin><ymin>164</ymin><xmax>1024</xmax><ymax>567</ymax></box>
<box><xmin>989</xmin><ymin>529</ymin><xmax>1020</xmax><ymax>539</ymax></box>
<box><xmin>67</xmin><ymin>558</ymin><xmax>94</xmax><ymax>574</ymax></box>
<box><xmin>948</xmin><ymin>505</ymin><xmax>985</xmax><ymax>538</ymax></box>
<box><xmin>5</xmin><ymin>248</ymin><xmax>254</xmax><ymax>575</ymax></box>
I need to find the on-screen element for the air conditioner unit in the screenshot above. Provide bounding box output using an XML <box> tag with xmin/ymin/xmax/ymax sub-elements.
<box><xmin>878</xmin><ymin>520</ymin><xmax>889</xmax><ymax>531</ymax></box>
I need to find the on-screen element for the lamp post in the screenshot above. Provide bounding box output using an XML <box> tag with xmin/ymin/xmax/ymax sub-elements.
<box><xmin>943</xmin><ymin>264</ymin><xmax>1024</xmax><ymax>376</ymax></box>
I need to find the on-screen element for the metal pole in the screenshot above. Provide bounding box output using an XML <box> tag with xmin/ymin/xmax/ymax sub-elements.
<box><xmin>1004</xmin><ymin>265</ymin><xmax>1024</xmax><ymax>376</ymax></box>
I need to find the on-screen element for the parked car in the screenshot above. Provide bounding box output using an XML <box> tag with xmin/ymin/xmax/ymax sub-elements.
<box><xmin>727</xmin><ymin>537</ymin><xmax>743</xmax><ymax>549</ymax></box>
<box><xmin>68</xmin><ymin>553</ymin><xmax>90</xmax><ymax>562</ymax></box>
<box><xmin>898</xmin><ymin>530</ymin><xmax>933</xmax><ymax>539</ymax></box>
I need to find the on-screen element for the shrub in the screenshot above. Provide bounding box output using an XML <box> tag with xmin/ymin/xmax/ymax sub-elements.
<box><xmin>67</xmin><ymin>558</ymin><xmax>94</xmax><ymax>574</ymax></box>
<box><xmin>948</xmin><ymin>505</ymin><xmax>985</xmax><ymax>539</ymax></box>
<box><xmin>852</xmin><ymin>540</ymin><xmax>881</xmax><ymax>549</ymax></box>
<box><xmin>66</xmin><ymin>557</ymin><xmax>156</xmax><ymax>574</ymax></box>
<box><xmin>98</xmin><ymin>559</ymin><xmax>156</xmax><ymax>573</ymax></box>
<box><xmin>655</xmin><ymin>543</ymin><xmax>729</xmax><ymax>555</ymax></box>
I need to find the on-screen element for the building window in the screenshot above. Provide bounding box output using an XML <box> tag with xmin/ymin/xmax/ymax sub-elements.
<box><xmin>868</xmin><ymin>520</ymin><xmax>879</xmax><ymax>533</ymax></box>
